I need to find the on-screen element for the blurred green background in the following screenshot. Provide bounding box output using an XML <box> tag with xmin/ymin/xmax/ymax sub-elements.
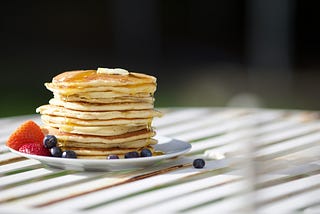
<box><xmin>1</xmin><ymin>0</ymin><xmax>320</xmax><ymax>117</ymax></box>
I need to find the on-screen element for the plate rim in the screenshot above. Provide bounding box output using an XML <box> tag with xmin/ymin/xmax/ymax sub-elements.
<box><xmin>6</xmin><ymin>136</ymin><xmax>191</xmax><ymax>168</ymax></box>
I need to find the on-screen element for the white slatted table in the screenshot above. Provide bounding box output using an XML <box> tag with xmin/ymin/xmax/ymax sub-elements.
<box><xmin>0</xmin><ymin>108</ymin><xmax>319</xmax><ymax>213</ymax></box>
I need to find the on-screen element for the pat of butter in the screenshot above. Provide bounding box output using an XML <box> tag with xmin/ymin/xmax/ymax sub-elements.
<box><xmin>97</xmin><ymin>67</ymin><xmax>129</xmax><ymax>75</ymax></box>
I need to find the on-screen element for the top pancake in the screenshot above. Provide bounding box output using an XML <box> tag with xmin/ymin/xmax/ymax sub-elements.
<box><xmin>50</xmin><ymin>70</ymin><xmax>156</xmax><ymax>87</ymax></box>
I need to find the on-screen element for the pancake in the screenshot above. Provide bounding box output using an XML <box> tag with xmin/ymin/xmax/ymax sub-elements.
<box><xmin>45</xmin><ymin>126</ymin><xmax>156</xmax><ymax>145</ymax></box>
<box><xmin>49</xmin><ymin>98</ymin><xmax>153</xmax><ymax>111</ymax></box>
<box><xmin>54</xmin><ymin>92</ymin><xmax>151</xmax><ymax>99</ymax></box>
<box><xmin>44</xmin><ymin>122</ymin><xmax>148</xmax><ymax>136</ymax></box>
<box><xmin>53</xmin><ymin>94</ymin><xmax>154</xmax><ymax>104</ymax></box>
<box><xmin>41</xmin><ymin>115</ymin><xmax>152</xmax><ymax>126</ymax></box>
<box><xmin>77</xmin><ymin>156</ymin><xmax>114</xmax><ymax>159</ymax></box>
<box><xmin>45</xmin><ymin>83</ymin><xmax>156</xmax><ymax>95</ymax></box>
<box><xmin>61</xmin><ymin>146</ymin><xmax>154</xmax><ymax>156</ymax></box>
<box><xmin>51</xmin><ymin>70</ymin><xmax>156</xmax><ymax>87</ymax></box>
<box><xmin>57</xmin><ymin>138</ymin><xmax>157</xmax><ymax>149</ymax></box>
<box><xmin>36</xmin><ymin>105</ymin><xmax>162</xmax><ymax>120</ymax></box>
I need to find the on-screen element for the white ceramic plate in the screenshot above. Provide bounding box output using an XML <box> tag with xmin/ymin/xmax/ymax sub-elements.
<box><xmin>8</xmin><ymin>136</ymin><xmax>191</xmax><ymax>171</ymax></box>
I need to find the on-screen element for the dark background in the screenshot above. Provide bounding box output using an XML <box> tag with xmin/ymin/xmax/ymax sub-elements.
<box><xmin>0</xmin><ymin>0</ymin><xmax>320</xmax><ymax>117</ymax></box>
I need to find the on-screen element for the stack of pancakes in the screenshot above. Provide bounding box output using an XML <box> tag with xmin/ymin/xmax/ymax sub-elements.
<box><xmin>36</xmin><ymin>68</ymin><xmax>162</xmax><ymax>159</ymax></box>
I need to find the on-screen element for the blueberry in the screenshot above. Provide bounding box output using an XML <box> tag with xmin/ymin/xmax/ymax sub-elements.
<box><xmin>43</xmin><ymin>135</ymin><xmax>57</xmax><ymax>149</ymax></box>
<box><xmin>50</xmin><ymin>147</ymin><xmax>62</xmax><ymax>157</ymax></box>
<box><xmin>124</xmin><ymin>151</ymin><xmax>140</xmax><ymax>158</ymax></box>
<box><xmin>107</xmin><ymin>154</ymin><xmax>119</xmax><ymax>159</ymax></box>
<box><xmin>140</xmin><ymin>148</ymin><xmax>152</xmax><ymax>157</ymax></box>
<box><xmin>193</xmin><ymin>159</ymin><xmax>205</xmax><ymax>169</ymax></box>
<box><xmin>62</xmin><ymin>150</ymin><xmax>77</xmax><ymax>159</ymax></box>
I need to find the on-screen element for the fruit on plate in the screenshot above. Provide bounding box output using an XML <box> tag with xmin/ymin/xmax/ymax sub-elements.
<box><xmin>50</xmin><ymin>146</ymin><xmax>63</xmax><ymax>157</ymax></box>
<box><xmin>43</xmin><ymin>135</ymin><xmax>57</xmax><ymax>149</ymax></box>
<box><xmin>6</xmin><ymin>120</ymin><xmax>44</xmax><ymax>150</ymax></box>
<box><xmin>124</xmin><ymin>151</ymin><xmax>140</xmax><ymax>158</ymax></box>
<box><xmin>107</xmin><ymin>154</ymin><xmax>119</xmax><ymax>159</ymax></box>
<box><xmin>140</xmin><ymin>148</ymin><xmax>152</xmax><ymax>157</ymax></box>
<box><xmin>19</xmin><ymin>143</ymin><xmax>51</xmax><ymax>156</ymax></box>
<box><xmin>62</xmin><ymin>150</ymin><xmax>77</xmax><ymax>159</ymax></box>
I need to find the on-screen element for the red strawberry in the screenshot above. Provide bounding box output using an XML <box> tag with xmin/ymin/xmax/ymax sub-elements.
<box><xmin>6</xmin><ymin>120</ymin><xmax>44</xmax><ymax>150</ymax></box>
<box><xmin>19</xmin><ymin>143</ymin><xmax>51</xmax><ymax>156</ymax></box>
